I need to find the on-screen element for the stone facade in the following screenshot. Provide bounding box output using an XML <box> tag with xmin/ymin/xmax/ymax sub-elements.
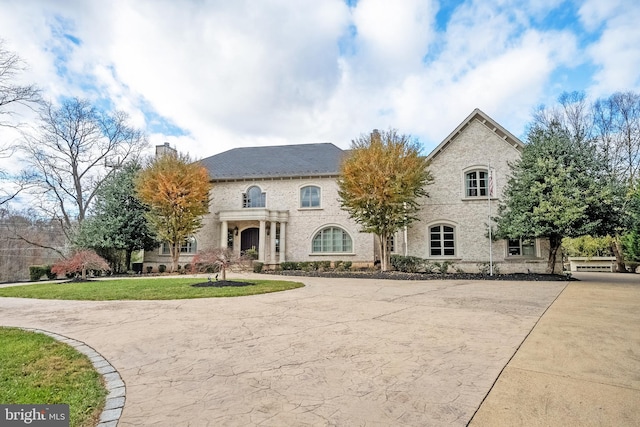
<box><xmin>143</xmin><ymin>109</ymin><xmax>560</xmax><ymax>274</ymax></box>
<box><xmin>144</xmin><ymin>177</ymin><xmax>376</xmax><ymax>270</ymax></box>
<box><xmin>400</xmin><ymin>111</ymin><xmax>555</xmax><ymax>273</ymax></box>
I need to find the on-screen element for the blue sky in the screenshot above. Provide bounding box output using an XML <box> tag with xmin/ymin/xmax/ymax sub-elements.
<box><xmin>0</xmin><ymin>0</ymin><xmax>639</xmax><ymax>163</ymax></box>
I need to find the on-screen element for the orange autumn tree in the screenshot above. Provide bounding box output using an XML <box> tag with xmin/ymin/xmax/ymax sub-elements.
<box><xmin>135</xmin><ymin>152</ymin><xmax>211</xmax><ymax>272</ymax></box>
<box><xmin>338</xmin><ymin>129</ymin><xmax>433</xmax><ymax>271</ymax></box>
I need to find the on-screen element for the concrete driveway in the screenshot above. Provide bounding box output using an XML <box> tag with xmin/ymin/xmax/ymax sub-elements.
<box><xmin>471</xmin><ymin>272</ymin><xmax>640</xmax><ymax>427</ymax></box>
<box><xmin>1</xmin><ymin>275</ymin><xmax>568</xmax><ymax>426</ymax></box>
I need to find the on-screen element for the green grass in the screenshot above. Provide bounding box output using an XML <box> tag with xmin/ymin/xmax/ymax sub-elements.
<box><xmin>0</xmin><ymin>327</ymin><xmax>107</xmax><ymax>427</ymax></box>
<box><xmin>0</xmin><ymin>277</ymin><xmax>304</xmax><ymax>300</ymax></box>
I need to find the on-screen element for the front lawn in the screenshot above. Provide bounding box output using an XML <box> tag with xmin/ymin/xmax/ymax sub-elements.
<box><xmin>0</xmin><ymin>327</ymin><xmax>107</xmax><ymax>427</ymax></box>
<box><xmin>0</xmin><ymin>278</ymin><xmax>304</xmax><ymax>300</ymax></box>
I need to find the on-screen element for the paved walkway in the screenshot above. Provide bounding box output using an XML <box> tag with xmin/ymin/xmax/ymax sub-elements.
<box><xmin>0</xmin><ymin>273</ymin><xmax>638</xmax><ymax>426</ymax></box>
<box><xmin>470</xmin><ymin>272</ymin><xmax>640</xmax><ymax>427</ymax></box>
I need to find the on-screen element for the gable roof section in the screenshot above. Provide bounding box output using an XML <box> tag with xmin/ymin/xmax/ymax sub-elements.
<box><xmin>426</xmin><ymin>108</ymin><xmax>525</xmax><ymax>162</ymax></box>
<box><xmin>201</xmin><ymin>142</ymin><xmax>345</xmax><ymax>181</ymax></box>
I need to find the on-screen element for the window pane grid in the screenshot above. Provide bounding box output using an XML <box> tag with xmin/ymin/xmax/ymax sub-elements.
<box><xmin>312</xmin><ymin>227</ymin><xmax>352</xmax><ymax>253</ymax></box>
<box><xmin>300</xmin><ymin>186</ymin><xmax>320</xmax><ymax>208</ymax></box>
<box><xmin>466</xmin><ymin>170</ymin><xmax>488</xmax><ymax>197</ymax></box>
<box><xmin>430</xmin><ymin>225</ymin><xmax>455</xmax><ymax>256</ymax></box>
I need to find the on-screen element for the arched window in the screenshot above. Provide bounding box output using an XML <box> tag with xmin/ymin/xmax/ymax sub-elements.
<box><xmin>243</xmin><ymin>185</ymin><xmax>265</xmax><ymax>208</ymax></box>
<box><xmin>300</xmin><ymin>185</ymin><xmax>321</xmax><ymax>208</ymax></box>
<box><xmin>465</xmin><ymin>169</ymin><xmax>488</xmax><ymax>197</ymax></box>
<box><xmin>312</xmin><ymin>226</ymin><xmax>352</xmax><ymax>253</ymax></box>
<box><xmin>429</xmin><ymin>224</ymin><xmax>455</xmax><ymax>256</ymax></box>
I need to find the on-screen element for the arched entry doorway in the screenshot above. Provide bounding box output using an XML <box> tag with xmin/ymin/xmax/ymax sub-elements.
<box><xmin>240</xmin><ymin>227</ymin><xmax>259</xmax><ymax>254</ymax></box>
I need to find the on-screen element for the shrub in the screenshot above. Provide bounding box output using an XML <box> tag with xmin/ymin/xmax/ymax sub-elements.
<box><xmin>342</xmin><ymin>261</ymin><xmax>352</xmax><ymax>270</ymax></box>
<box><xmin>183</xmin><ymin>264</ymin><xmax>193</xmax><ymax>273</ymax></box>
<box><xmin>298</xmin><ymin>261</ymin><xmax>311</xmax><ymax>271</ymax></box>
<box><xmin>158</xmin><ymin>264</ymin><xmax>167</xmax><ymax>273</ymax></box>
<box><xmin>333</xmin><ymin>260</ymin><xmax>343</xmax><ymax>270</ymax></box>
<box><xmin>432</xmin><ymin>261</ymin><xmax>453</xmax><ymax>275</ymax></box>
<box><xmin>51</xmin><ymin>250</ymin><xmax>111</xmax><ymax>280</ymax></box>
<box><xmin>309</xmin><ymin>261</ymin><xmax>320</xmax><ymax>271</ymax></box>
<box><xmin>280</xmin><ymin>261</ymin><xmax>298</xmax><ymax>271</ymax></box>
<box><xmin>29</xmin><ymin>266</ymin><xmax>45</xmax><ymax>281</ymax></box>
<box><xmin>390</xmin><ymin>255</ymin><xmax>424</xmax><ymax>273</ymax></box>
<box><xmin>244</xmin><ymin>248</ymin><xmax>258</xmax><ymax>260</ymax></box>
<box><xmin>146</xmin><ymin>266</ymin><xmax>153</xmax><ymax>274</ymax></box>
<box><xmin>45</xmin><ymin>265</ymin><xmax>57</xmax><ymax>280</ymax></box>
<box><xmin>477</xmin><ymin>262</ymin><xmax>500</xmax><ymax>275</ymax></box>
<box><xmin>253</xmin><ymin>262</ymin><xmax>264</xmax><ymax>273</ymax></box>
<box><xmin>319</xmin><ymin>261</ymin><xmax>331</xmax><ymax>270</ymax></box>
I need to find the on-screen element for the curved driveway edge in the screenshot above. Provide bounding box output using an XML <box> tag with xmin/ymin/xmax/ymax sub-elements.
<box><xmin>1</xmin><ymin>274</ymin><xmax>567</xmax><ymax>426</ymax></box>
<box><xmin>20</xmin><ymin>328</ymin><xmax>125</xmax><ymax>427</ymax></box>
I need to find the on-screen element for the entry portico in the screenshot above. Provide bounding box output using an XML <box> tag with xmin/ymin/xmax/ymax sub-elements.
<box><xmin>218</xmin><ymin>209</ymin><xmax>289</xmax><ymax>264</ymax></box>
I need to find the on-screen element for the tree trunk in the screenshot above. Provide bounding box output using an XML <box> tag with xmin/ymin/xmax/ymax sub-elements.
<box><xmin>170</xmin><ymin>242</ymin><xmax>179</xmax><ymax>273</ymax></box>
<box><xmin>221</xmin><ymin>265</ymin><xmax>226</xmax><ymax>281</ymax></box>
<box><xmin>546</xmin><ymin>235</ymin><xmax>562</xmax><ymax>274</ymax></box>
<box><xmin>611</xmin><ymin>236</ymin><xmax>628</xmax><ymax>273</ymax></box>
<box><xmin>125</xmin><ymin>249</ymin><xmax>133</xmax><ymax>272</ymax></box>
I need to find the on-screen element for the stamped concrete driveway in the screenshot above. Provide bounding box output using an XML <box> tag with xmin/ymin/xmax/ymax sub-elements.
<box><xmin>0</xmin><ymin>275</ymin><xmax>566</xmax><ymax>426</ymax></box>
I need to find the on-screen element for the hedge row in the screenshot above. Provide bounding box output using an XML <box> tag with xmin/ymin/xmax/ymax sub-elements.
<box><xmin>28</xmin><ymin>265</ymin><xmax>57</xmax><ymax>281</ymax></box>
<box><xmin>279</xmin><ymin>261</ymin><xmax>352</xmax><ymax>271</ymax></box>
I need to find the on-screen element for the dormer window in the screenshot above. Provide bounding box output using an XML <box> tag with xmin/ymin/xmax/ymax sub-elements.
<box><xmin>243</xmin><ymin>185</ymin><xmax>265</xmax><ymax>208</ymax></box>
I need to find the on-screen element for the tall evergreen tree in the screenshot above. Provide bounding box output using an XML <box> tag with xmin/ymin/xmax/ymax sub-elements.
<box><xmin>76</xmin><ymin>162</ymin><xmax>157</xmax><ymax>272</ymax></box>
<box><xmin>496</xmin><ymin>120</ymin><xmax>607</xmax><ymax>273</ymax></box>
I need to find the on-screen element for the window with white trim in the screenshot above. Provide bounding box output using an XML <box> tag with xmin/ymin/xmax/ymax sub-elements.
<box><xmin>300</xmin><ymin>185</ymin><xmax>321</xmax><ymax>208</ymax></box>
<box><xmin>465</xmin><ymin>169</ymin><xmax>489</xmax><ymax>197</ymax></box>
<box><xmin>312</xmin><ymin>226</ymin><xmax>352</xmax><ymax>253</ymax></box>
<box><xmin>243</xmin><ymin>185</ymin><xmax>266</xmax><ymax>208</ymax></box>
<box><xmin>160</xmin><ymin>237</ymin><xmax>197</xmax><ymax>255</ymax></box>
<box><xmin>507</xmin><ymin>239</ymin><xmax>536</xmax><ymax>257</ymax></box>
<box><xmin>429</xmin><ymin>225</ymin><xmax>455</xmax><ymax>256</ymax></box>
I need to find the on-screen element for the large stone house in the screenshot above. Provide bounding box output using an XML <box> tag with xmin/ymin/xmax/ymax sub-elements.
<box><xmin>143</xmin><ymin>108</ymin><xmax>557</xmax><ymax>274</ymax></box>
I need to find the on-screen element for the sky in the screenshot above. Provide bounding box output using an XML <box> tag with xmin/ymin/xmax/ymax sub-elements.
<box><xmin>1</xmin><ymin>0</ymin><xmax>639</xmax><ymax>168</ymax></box>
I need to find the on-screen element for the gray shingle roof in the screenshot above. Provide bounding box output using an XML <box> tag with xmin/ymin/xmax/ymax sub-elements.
<box><xmin>200</xmin><ymin>143</ymin><xmax>345</xmax><ymax>180</ymax></box>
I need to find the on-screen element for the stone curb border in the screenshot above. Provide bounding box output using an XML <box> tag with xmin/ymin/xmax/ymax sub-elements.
<box><xmin>22</xmin><ymin>328</ymin><xmax>125</xmax><ymax>427</ymax></box>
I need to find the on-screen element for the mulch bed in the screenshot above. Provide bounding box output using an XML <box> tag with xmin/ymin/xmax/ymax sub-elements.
<box><xmin>261</xmin><ymin>270</ymin><xmax>573</xmax><ymax>281</ymax></box>
<box><xmin>191</xmin><ymin>280</ymin><xmax>255</xmax><ymax>288</ymax></box>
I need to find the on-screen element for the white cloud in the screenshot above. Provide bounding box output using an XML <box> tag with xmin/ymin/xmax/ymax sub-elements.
<box><xmin>583</xmin><ymin>1</ymin><xmax>640</xmax><ymax>97</ymax></box>
<box><xmin>0</xmin><ymin>0</ymin><xmax>639</xmax><ymax>176</ymax></box>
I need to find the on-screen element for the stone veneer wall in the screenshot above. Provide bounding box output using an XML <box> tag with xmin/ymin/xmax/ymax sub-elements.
<box><xmin>404</xmin><ymin>119</ymin><xmax>556</xmax><ymax>274</ymax></box>
<box><xmin>144</xmin><ymin>177</ymin><xmax>375</xmax><ymax>271</ymax></box>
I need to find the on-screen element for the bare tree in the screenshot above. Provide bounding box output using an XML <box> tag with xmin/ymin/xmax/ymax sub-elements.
<box><xmin>0</xmin><ymin>40</ymin><xmax>41</xmax><ymax>206</ymax></box>
<box><xmin>20</xmin><ymin>97</ymin><xmax>148</xmax><ymax>239</ymax></box>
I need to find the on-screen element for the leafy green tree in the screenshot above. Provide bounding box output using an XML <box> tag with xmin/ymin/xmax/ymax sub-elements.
<box><xmin>75</xmin><ymin>162</ymin><xmax>157</xmax><ymax>272</ymax></box>
<box><xmin>338</xmin><ymin>129</ymin><xmax>433</xmax><ymax>271</ymax></box>
<box><xmin>621</xmin><ymin>187</ymin><xmax>640</xmax><ymax>270</ymax></box>
<box><xmin>135</xmin><ymin>152</ymin><xmax>211</xmax><ymax>272</ymax></box>
<box><xmin>496</xmin><ymin>120</ymin><xmax>607</xmax><ymax>273</ymax></box>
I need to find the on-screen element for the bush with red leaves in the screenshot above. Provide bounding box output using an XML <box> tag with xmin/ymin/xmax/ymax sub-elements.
<box><xmin>52</xmin><ymin>250</ymin><xmax>111</xmax><ymax>280</ymax></box>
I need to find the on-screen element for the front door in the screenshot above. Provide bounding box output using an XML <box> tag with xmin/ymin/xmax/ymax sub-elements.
<box><xmin>240</xmin><ymin>228</ymin><xmax>259</xmax><ymax>254</ymax></box>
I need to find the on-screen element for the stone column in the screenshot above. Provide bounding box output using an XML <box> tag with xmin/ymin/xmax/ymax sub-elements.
<box><xmin>279</xmin><ymin>222</ymin><xmax>286</xmax><ymax>263</ymax></box>
<box><xmin>220</xmin><ymin>221</ymin><xmax>228</xmax><ymax>248</ymax></box>
<box><xmin>258</xmin><ymin>220</ymin><xmax>266</xmax><ymax>262</ymax></box>
<box><xmin>270</xmin><ymin>222</ymin><xmax>277</xmax><ymax>264</ymax></box>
